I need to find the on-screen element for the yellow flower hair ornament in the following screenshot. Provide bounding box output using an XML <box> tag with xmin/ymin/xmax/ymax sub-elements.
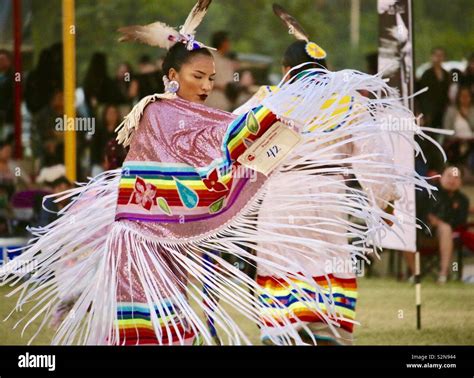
<box><xmin>305</xmin><ymin>41</ymin><xmax>327</xmax><ymax>60</ymax></box>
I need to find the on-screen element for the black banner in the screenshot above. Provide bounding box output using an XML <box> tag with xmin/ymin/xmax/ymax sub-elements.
<box><xmin>0</xmin><ymin>345</ymin><xmax>472</xmax><ymax>377</ymax></box>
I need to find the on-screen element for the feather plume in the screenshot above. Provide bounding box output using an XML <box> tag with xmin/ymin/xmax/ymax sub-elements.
<box><xmin>272</xmin><ymin>3</ymin><xmax>309</xmax><ymax>42</ymax></box>
<box><xmin>180</xmin><ymin>0</ymin><xmax>212</xmax><ymax>36</ymax></box>
<box><xmin>118</xmin><ymin>21</ymin><xmax>180</xmax><ymax>49</ymax></box>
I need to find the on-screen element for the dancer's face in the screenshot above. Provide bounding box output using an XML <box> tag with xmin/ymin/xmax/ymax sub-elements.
<box><xmin>169</xmin><ymin>54</ymin><xmax>215</xmax><ymax>104</ymax></box>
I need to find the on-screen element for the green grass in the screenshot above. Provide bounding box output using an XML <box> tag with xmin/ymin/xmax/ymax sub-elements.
<box><xmin>354</xmin><ymin>278</ymin><xmax>474</xmax><ymax>345</ymax></box>
<box><xmin>1</xmin><ymin>277</ymin><xmax>473</xmax><ymax>345</ymax></box>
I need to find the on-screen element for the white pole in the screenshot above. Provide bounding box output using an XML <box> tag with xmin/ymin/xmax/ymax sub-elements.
<box><xmin>415</xmin><ymin>251</ymin><xmax>421</xmax><ymax>329</ymax></box>
<box><xmin>350</xmin><ymin>0</ymin><xmax>360</xmax><ymax>48</ymax></box>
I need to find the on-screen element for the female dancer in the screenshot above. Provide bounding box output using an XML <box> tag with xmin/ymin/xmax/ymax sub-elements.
<box><xmin>232</xmin><ymin>4</ymin><xmax>432</xmax><ymax>345</ymax></box>
<box><xmin>1</xmin><ymin>0</ymin><xmax>440</xmax><ymax>345</ymax></box>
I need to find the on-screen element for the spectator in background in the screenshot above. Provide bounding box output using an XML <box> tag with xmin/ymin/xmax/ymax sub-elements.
<box><xmin>418</xmin><ymin>47</ymin><xmax>451</xmax><ymax>129</ymax></box>
<box><xmin>223</xmin><ymin>52</ymin><xmax>259</xmax><ymax>110</ymax></box>
<box><xmin>0</xmin><ymin>49</ymin><xmax>14</xmax><ymax>138</ymax></box>
<box><xmin>0</xmin><ymin>136</ymin><xmax>22</xmax><ymax>235</ymax></box>
<box><xmin>35</xmin><ymin>102</ymin><xmax>66</xmax><ymax>185</ymax></box>
<box><xmin>82</xmin><ymin>52</ymin><xmax>123</xmax><ymax>176</ymax></box>
<box><xmin>460</xmin><ymin>53</ymin><xmax>474</xmax><ymax>96</ymax></box>
<box><xmin>83</xmin><ymin>52</ymin><xmax>120</xmax><ymax>117</ymax></box>
<box><xmin>130</xmin><ymin>55</ymin><xmax>164</xmax><ymax>101</ymax></box>
<box><xmin>25</xmin><ymin>49</ymin><xmax>53</xmax><ymax>115</ymax></box>
<box><xmin>25</xmin><ymin>45</ymin><xmax>63</xmax><ymax>117</ymax></box>
<box><xmin>220</xmin><ymin>51</ymin><xmax>239</xmax><ymax>109</ymax></box>
<box><xmin>91</xmin><ymin>104</ymin><xmax>125</xmax><ymax>172</ymax></box>
<box><xmin>443</xmin><ymin>86</ymin><xmax>474</xmax><ymax>170</ymax></box>
<box><xmin>48</xmin><ymin>43</ymin><xmax>64</xmax><ymax>85</ymax></box>
<box><xmin>0</xmin><ymin>136</ymin><xmax>17</xmax><ymax>189</ymax></box>
<box><xmin>410</xmin><ymin>166</ymin><xmax>469</xmax><ymax>283</ymax></box>
<box><xmin>232</xmin><ymin>70</ymin><xmax>257</xmax><ymax>109</ymax></box>
<box><xmin>114</xmin><ymin>62</ymin><xmax>135</xmax><ymax>113</ymax></box>
<box><xmin>35</xmin><ymin>176</ymin><xmax>73</xmax><ymax>228</ymax></box>
<box><xmin>36</xmin><ymin>141</ymin><xmax>66</xmax><ymax>186</ymax></box>
<box><xmin>32</xmin><ymin>88</ymin><xmax>65</xmax><ymax>165</ymax></box>
<box><xmin>429</xmin><ymin>166</ymin><xmax>469</xmax><ymax>283</ymax></box>
<box><xmin>0</xmin><ymin>134</ymin><xmax>31</xmax><ymax>190</ymax></box>
<box><xmin>444</xmin><ymin>86</ymin><xmax>474</xmax><ymax>138</ymax></box>
<box><xmin>206</xmin><ymin>31</ymin><xmax>235</xmax><ymax>111</ymax></box>
<box><xmin>448</xmin><ymin>68</ymin><xmax>463</xmax><ymax>105</ymax></box>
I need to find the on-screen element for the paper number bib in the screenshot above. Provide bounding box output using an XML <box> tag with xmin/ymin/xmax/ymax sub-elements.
<box><xmin>237</xmin><ymin>121</ymin><xmax>302</xmax><ymax>176</ymax></box>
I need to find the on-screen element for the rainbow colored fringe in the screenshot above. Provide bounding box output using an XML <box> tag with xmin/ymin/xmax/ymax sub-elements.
<box><xmin>115</xmin><ymin>301</ymin><xmax>198</xmax><ymax>345</ymax></box>
<box><xmin>257</xmin><ymin>274</ymin><xmax>357</xmax><ymax>334</ymax></box>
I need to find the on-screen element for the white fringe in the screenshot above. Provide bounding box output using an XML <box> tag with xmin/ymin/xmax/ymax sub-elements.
<box><xmin>115</xmin><ymin>92</ymin><xmax>177</xmax><ymax>147</ymax></box>
<box><xmin>0</xmin><ymin>67</ymin><xmax>444</xmax><ymax>346</ymax></box>
<box><xmin>0</xmin><ymin>169</ymin><xmax>121</xmax><ymax>344</ymax></box>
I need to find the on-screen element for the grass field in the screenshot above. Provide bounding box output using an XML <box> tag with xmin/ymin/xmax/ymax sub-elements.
<box><xmin>1</xmin><ymin>277</ymin><xmax>473</xmax><ymax>345</ymax></box>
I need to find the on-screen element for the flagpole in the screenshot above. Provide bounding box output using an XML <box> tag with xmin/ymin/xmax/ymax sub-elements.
<box><xmin>12</xmin><ymin>0</ymin><xmax>23</xmax><ymax>159</ymax></box>
<box><xmin>62</xmin><ymin>0</ymin><xmax>76</xmax><ymax>181</ymax></box>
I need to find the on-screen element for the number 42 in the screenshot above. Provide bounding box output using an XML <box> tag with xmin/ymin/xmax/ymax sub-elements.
<box><xmin>267</xmin><ymin>145</ymin><xmax>280</xmax><ymax>158</ymax></box>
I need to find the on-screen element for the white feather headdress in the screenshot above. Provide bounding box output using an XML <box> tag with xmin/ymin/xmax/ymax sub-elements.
<box><xmin>118</xmin><ymin>0</ymin><xmax>214</xmax><ymax>51</ymax></box>
<box><xmin>115</xmin><ymin>0</ymin><xmax>214</xmax><ymax>147</ymax></box>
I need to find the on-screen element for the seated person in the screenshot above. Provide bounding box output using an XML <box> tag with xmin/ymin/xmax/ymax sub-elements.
<box><xmin>408</xmin><ymin>166</ymin><xmax>469</xmax><ymax>283</ymax></box>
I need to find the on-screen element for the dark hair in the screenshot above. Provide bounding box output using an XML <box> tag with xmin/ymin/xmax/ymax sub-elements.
<box><xmin>83</xmin><ymin>52</ymin><xmax>109</xmax><ymax>100</ymax></box>
<box><xmin>365</xmin><ymin>52</ymin><xmax>378</xmax><ymax>75</ymax></box>
<box><xmin>139</xmin><ymin>55</ymin><xmax>152</xmax><ymax>65</ymax></box>
<box><xmin>161</xmin><ymin>43</ymin><xmax>213</xmax><ymax>79</ymax></box>
<box><xmin>51</xmin><ymin>176</ymin><xmax>72</xmax><ymax>189</ymax></box>
<box><xmin>49</xmin><ymin>43</ymin><xmax>63</xmax><ymax>67</ymax></box>
<box><xmin>85</xmin><ymin>52</ymin><xmax>108</xmax><ymax>78</ymax></box>
<box><xmin>282</xmin><ymin>40</ymin><xmax>327</xmax><ymax>78</ymax></box>
<box><xmin>211</xmin><ymin>31</ymin><xmax>229</xmax><ymax>50</ymax></box>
